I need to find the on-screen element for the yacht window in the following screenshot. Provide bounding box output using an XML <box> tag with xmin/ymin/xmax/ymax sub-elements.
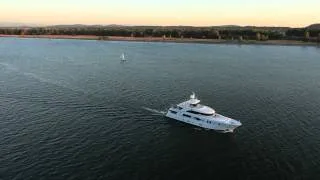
<box><xmin>169</xmin><ymin>110</ymin><xmax>177</xmax><ymax>114</ymax></box>
<box><xmin>187</xmin><ymin>110</ymin><xmax>199</xmax><ymax>115</ymax></box>
<box><xmin>187</xmin><ymin>110</ymin><xmax>213</xmax><ymax>116</ymax></box>
<box><xmin>183</xmin><ymin>114</ymin><xmax>191</xmax><ymax>118</ymax></box>
<box><xmin>194</xmin><ymin>117</ymin><xmax>201</xmax><ymax>121</ymax></box>
<box><xmin>178</xmin><ymin>106</ymin><xmax>183</xmax><ymax>110</ymax></box>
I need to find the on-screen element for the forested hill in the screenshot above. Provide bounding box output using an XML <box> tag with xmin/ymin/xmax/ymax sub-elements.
<box><xmin>0</xmin><ymin>24</ymin><xmax>320</xmax><ymax>42</ymax></box>
<box><xmin>307</xmin><ymin>24</ymin><xmax>320</xmax><ymax>30</ymax></box>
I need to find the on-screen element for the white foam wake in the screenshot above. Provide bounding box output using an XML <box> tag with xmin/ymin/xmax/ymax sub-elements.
<box><xmin>142</xmin><ymin>107</ymin><xmax>166</xmax><ymax>115</ymax></box>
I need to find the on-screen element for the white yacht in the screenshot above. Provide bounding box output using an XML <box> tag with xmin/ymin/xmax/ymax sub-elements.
<box><xmin>166</xmin><ymin>93</ymin><xmax>242</xmax><ymax>133</ymax></box>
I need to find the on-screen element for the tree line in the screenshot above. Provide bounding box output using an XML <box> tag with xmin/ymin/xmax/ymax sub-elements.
<box><xmin>0</xmin><ymin>26</ymin><xmax>320</xmax><ymax>42</ymax></box>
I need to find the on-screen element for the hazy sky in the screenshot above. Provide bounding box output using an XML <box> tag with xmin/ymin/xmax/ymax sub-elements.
<box><xmin>1</xmin><ymin>0</ymin><xmax>319</xmax><ymax>27</ymax></box>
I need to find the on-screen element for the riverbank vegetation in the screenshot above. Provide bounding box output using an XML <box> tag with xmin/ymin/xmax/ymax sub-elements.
<box><xmin>1</xmin><ymin>24</ymin><xmax>320</xmax><ymax>43</ymax></box>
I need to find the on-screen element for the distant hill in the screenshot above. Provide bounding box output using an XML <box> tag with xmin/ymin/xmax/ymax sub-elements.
<box><xmin>213</xmin><ymin>25</ymin><xmax>241</xmax><ymax>28</ymax></box>
<box><xmin>47</xmin><ymin>24</ymin><xmax>127</xmax><ymax>28</ymax></box>
<box><xmin>306</xmin><ymin>24</ymin><xmax>320</xmax><ymax>30</ymax></box>
<box><xmin>43</xmin><ymin>24</ymin><xmax>290</xmax><ymax>32</ymax></box>
<box><xmin>0</xmin><ymin>22</ymin><xmax>319</xmax><ymax>30</ymax></box>
<box><xmin>0</xmin><ymin>22</ymin><xmax>41</xmax><ymax>27</ymax></box>
<box><xmin>48</xmin><ymin>24</ymin><xmax>100</xmax><ymax>28</ymax></box>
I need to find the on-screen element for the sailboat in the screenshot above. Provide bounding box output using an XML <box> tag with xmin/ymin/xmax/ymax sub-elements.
<box><xmin>120</xmin><ymin>53</ymin><xmax>126</xmax><ymax>62</ymax></box>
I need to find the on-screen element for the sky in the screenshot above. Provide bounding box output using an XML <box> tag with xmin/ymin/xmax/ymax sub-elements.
<box><xmin>1</xmin><ymin>0</ymin><xmax>319</xmax><ymax>27</ymax></box>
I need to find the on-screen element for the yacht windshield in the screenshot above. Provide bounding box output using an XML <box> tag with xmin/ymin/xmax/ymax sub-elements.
<box><xmin>190</xmin><ymin>104</ymin><xmax>203</xmax><ymax>108</ymax></box>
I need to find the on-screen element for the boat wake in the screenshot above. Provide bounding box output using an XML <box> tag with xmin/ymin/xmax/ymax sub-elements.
<box><xmin>23</xmin><ymin>72</ymin><xmax>85</xmax><ymax>94</ymax></box>
<box><xmin>193</xmin><ymin>127</ymin><xmax>203</xmax><ymax>131</ymax></box>
<box><xmin>142</xmin><ymin>107</ymin><xmax>166</xmax><ymax>116</ymax></box>
<box><xmin>0</xmin><ymin>62</ymin><xmax>18</xmax><ymax>71</ymax></box>
<box><xmin>0</xmin><ymin>62</ymin><xmax>87</xmax><ymax>94</ymax></box>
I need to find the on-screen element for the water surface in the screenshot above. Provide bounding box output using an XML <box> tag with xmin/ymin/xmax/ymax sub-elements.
<box><xmin>1</xmin><ymin>38</ymin><xmax>320</xmax><ymax>180</ymax></box>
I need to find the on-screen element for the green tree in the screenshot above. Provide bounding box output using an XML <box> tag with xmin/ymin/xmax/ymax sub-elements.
<box><xmin>214</xmin><ymin>30</ymin><xmax>220</xmax><ymax>39</ymax></box>
<box><xmin>261</xmin><ymin>34</ymin><xmax>269</xmax><ymax>41</ymax></box>
<box><xmin>256</xmin><ymin>32</ymin><xmax>261</xmax><ymax>41</ymax></box>
<box><xmin>305</xmin><ymin>31</ymin><xmax>310</xmax><ymax>41</ymax></box>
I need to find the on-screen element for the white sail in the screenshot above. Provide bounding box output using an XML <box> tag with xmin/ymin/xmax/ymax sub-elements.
<box><xmin>120</xmin><ymin>53</ymin><xmax>126</xmax><ymax>61</ymax></box>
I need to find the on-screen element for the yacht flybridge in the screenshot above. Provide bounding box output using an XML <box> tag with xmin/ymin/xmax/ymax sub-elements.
<box><xmin>165</xmin><ymin>93</ymin><xmax>242</xmax><ymax>133</ymax></box>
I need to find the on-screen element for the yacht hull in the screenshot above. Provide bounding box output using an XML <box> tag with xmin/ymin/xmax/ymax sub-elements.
<box><xmin>165</xmin><ymin>108</ymin><xmax>241</xmax><ymax>133</ymax></box>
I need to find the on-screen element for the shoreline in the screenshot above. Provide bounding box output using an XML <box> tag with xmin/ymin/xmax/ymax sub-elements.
<box><xmin>0</xmin><ymin>34</ymin><xmax>319</xmax><ymax>47</ymax></box>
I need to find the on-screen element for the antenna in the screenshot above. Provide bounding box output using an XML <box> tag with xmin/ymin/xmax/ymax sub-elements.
<box><xmin>190</xmin><ymin>92</ymin><xmax>195</xmax><ymax>99</ymax></box>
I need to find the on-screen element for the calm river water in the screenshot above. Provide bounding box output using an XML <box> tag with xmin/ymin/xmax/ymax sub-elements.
<box><xmin>1</xmin><ymin>38</ymin><xmax>320</xmax><ymax>179</ymax></box>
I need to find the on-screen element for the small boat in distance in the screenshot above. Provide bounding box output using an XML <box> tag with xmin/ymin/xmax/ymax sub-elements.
<box><xmin>120</xmin><ymin>53</ymin><xmax>126</xmax><ymax>62</ymax></box>
<box><xmin>165</xmin><ymin>93</ymin><xmax>242</xmax><ymax>133</ymax></box>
